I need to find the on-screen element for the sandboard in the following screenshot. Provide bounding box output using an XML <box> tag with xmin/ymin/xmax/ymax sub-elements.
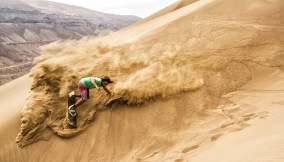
<box><xmin>67</xmin><ymin>91</ymin><xmax>77</xmax><ymax>128</ymax></box>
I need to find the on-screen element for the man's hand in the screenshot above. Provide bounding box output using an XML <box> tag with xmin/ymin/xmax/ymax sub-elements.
<box><xmin>103</xmin><ymin>86</ymin><xmax>112</xmax><ymax>95</ymax></box>
<box><xmin>107</xmin><ymin>92</ymin><xmax>114</xmax><ymax>96</ymax></box>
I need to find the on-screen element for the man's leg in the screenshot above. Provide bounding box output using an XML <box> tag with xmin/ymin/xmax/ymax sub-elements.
<box><xmin>74</xmin><ymin>95</ymin><xmax>81</xmax><ymax>98</ymax></box>
<box><xmin>74</xmin><ymin>88</ymin><xmax>88</xmax><ymax>108</ymax></box>
<box><xmin>69</xmin><ymin>93</ymin><xmax>85</xmax><ymax>110</ymax></box>
<box><xmin>75</xmin><ymin>98</ymin><xmax>85</xmax><ymax>107</ymax></box>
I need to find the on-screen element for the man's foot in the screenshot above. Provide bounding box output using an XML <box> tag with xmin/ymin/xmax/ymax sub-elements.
<box><xmin>69</xmin><ymin>91</ymin><xmax>75</xmax><ymax>97</ymax></box>
<box><xmin>68</xmin><ymin>104</ymin><xmax>75</xmax><ymax>109</ymax></box>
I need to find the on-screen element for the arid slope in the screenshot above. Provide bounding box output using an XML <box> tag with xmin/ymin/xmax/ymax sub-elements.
<box><xmin>0</xmin><ymin>0</ymin><xmax>284</xmax><ymax>161</ymax></box>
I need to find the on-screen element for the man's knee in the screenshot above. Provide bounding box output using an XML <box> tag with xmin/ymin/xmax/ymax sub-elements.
<box><xmin>81</xmin><ymin>94</ymin><xmax>88</xmax><ymax>101</ymax></box>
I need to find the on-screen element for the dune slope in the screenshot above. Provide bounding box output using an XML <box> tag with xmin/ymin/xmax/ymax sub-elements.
<box><xmin>1</xmin><ymin>0</ymin><xmax>284</xmax><ymax>161</ymax></box>
<box><xmin>192</xmin><ymin>66</ymin><xmax>284</xmax><ymax>161</ymax></box>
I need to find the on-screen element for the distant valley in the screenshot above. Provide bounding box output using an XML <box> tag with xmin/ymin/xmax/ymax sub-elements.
<box><xmin>0</xmin><ymin>0</ymin><xmax>140</xmax><ymax>85</ymax></box>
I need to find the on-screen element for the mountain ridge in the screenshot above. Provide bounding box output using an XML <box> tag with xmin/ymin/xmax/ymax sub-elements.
<box><xmin>0</xmin><ymin>0</ymin><xmax>141</xmax><ymax>85</ymax></box>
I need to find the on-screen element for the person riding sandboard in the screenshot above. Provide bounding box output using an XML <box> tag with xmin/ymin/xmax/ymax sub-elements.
<box><xmin>67</xmin><ymin>76</ymin><xmax>113</xmax><ymax>128</ymax></box>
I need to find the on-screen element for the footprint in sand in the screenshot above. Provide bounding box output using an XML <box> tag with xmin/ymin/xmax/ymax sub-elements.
<box><xmin>241</xmin><ymin>111</ymin><xmax>269</xmax><ymax>121</ymax></box>
<box><xmin>174</xmin><ymin>159</ymin><xmax>184</xmax><ymax>162</ymax></box>
<box><xmin>227</xmin><ymin>126</ymin><xmax>245</xmax><ymax>132</ymax></box>
<box><xmin>210</xmin><ymin>134</ymin><xmax>222</xmax><ymax>141</ymax></box>
<box><xmin>258</xmin><ymin>111</ymin><xmax>269</xmax><ymax>119</ymax></box>
<box><xmin>222</xmin><ymin>104</ymin><xmax>240</xmax><ymax>114</ymax></box>
<box><xmin>225</xmin><ymin>120</ymin><xmax>250</xmax><ymax>133</ymax></box>
<box><xmin>182</xmin><ymin>145</ymin><xmax>199</xmax><ymax>153</ymax></box>
<box><xmin>241</xmin><ymin>113</ymin><xmax>257</xmax><ymax>121</ymax></box>
<box><xmin>227</xmin><ymin>111</ymin><xmax>269</xmax><ymax>132</ymax></box>
<box><xmin>210</xmin><ymin>122</ymin><xmax>235</xmax><ymax>134</ymax></box>
<box><xmin>220</xmin><ymin>122</ymin><xmax>235</xmax><ymax>129</ymax></box>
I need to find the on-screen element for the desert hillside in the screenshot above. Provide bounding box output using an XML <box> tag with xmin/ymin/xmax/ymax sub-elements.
<box><xmin>0</xmin><ymin>0</ymin><xmax>140</xmax><ymax>85</ymax></box>
<box><xmin>0</xmin><ymin>0</ymin><xmax>284</xmax><ymax>161</ymax></box>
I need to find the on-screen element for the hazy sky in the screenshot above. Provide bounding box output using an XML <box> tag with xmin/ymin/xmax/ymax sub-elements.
<box><xmin>46</xmin><ymin>0</ymin><xmax>179</xmax><ymax>18</ymax></box>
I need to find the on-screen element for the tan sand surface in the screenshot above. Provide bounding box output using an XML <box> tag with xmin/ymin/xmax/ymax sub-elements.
<box><xmin>0</xmin><ymin>0</ymin><xmax>284</xmax><ymax>161</ymax></box>
<box><xmin>191</xmin><ymin>66</ymin><xmax>284</xmax><ymax>161</ymax></box>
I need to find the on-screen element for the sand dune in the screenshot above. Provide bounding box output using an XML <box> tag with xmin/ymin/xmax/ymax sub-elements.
<box><xmin>192</xmin><ymin>66</ymin><xmax>284</xmax><ymax>161</ymax></box>
<box><xmin>1</xmin><ymin>0</ymin><xmax>284</xmax><ymax>161</ymax></box>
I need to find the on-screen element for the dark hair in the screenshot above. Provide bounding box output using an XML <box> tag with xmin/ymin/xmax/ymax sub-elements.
<box><xmin>101</xmin><ymin>76</ymin><xmax>113</xmax><ymax>83</ymax></box>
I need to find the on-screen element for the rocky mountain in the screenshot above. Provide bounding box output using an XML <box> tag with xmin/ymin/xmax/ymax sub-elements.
<box><xmin>0</xmin><ymin>0</ymin><xmax>141</xmax><ymax>85</ymax></box>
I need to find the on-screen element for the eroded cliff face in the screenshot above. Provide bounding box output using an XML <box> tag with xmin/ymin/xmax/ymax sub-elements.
<box><xmin>0</xmin><ymin>0</ymin><xmax>141</xmax><ymax>85</ymax></box>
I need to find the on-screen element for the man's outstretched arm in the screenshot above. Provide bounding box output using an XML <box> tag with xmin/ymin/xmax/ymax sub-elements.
<box><xmin>102</xmin><ymin>85</ymin><xmax>111</xmax><ymax>95</ymax></box>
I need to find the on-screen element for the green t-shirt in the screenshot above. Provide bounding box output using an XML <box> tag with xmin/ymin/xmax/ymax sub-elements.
<box><xmin>80</xmin><ymin>77</ymin><xmax>102</xmax><ymax>89</ymax></box>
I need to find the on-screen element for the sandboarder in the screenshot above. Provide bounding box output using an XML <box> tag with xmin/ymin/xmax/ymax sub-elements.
<box><xmin>67</xmin><ymin>76</ymin><xmax>113</xmax><ymax>127</ymax></box>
